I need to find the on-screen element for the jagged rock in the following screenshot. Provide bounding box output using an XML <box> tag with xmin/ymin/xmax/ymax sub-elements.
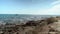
<box><xmin>25</xmin><ymin>21</ymin><xmax>39</xmax><ymax>26</ymax></box>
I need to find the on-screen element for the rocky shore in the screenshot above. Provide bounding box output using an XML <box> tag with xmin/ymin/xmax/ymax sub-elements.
<box><xmin>0</xmin><ymin>16</ymin><xmax>60</xmax><ymax>34</ymax></box>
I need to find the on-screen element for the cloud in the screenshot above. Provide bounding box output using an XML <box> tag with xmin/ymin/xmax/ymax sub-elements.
<box><xmin>27</xmin><ymin>0</ymin><xmax>60</xmax><ymax>15</ymax></box>
<box><xmin>51</xmin><ymin>0</ymin><xmax>60</xmax><ymax>5</ymax></box>
<box><xmin>48</xmin><ymin>5</ymin><xmax>60</xmax><ymax>15</ymax></box>
<box><xmin>33</xmin><ymin>4</ymin><xmax>60</xmax><ymax>15</ymax></box>
<box><xmin>48</xmin><ymin>0</ymin><xmax>60</xmax><ymax>15</ymax></box>
<box><xmin>38</xmin><ymin>0</ymin><xmax>60</xmax><ymax>15</ymax></box>
<box><xmin>1</xmin><ymin>0</ymin><xmax>60</xmax><ymax>15</ymax></box>
<box><xmin>24</xmin><ymin>3</ymin><xmax>60</xmax><ymax>15</ymax></box>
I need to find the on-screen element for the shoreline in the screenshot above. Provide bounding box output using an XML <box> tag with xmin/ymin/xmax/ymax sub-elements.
<box><xmin>0</xmin><ymin>16</ymin><xmax>60</xmax><ymax>34</ymax></box>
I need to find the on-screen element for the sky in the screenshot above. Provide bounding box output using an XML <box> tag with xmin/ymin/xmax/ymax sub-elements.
<box><xmin>0</xmin><ymin>0</ymin><xmax>60</xmax><ymax>15</ymax></box>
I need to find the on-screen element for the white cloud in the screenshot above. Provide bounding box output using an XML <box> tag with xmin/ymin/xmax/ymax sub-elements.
<box><xmin>48</xmin><ymin>4</ymin><xmax>60</xmax><ymax>15</ymax></box>
<box><xmin>20</xmin><ymin>2</ymin><xmax>60</xmax><ymax>15</ymax></box>
<box><xmin>51</xmin><ymin>0</ymin><xmax>60</xmax><ymax>5</ymax></box>
<box><xmin>48</xmin><ymin>0</ymin><xmax>60</xmax><ymax>15</ymax></box>
<box><xmin>3</xmin><ymin>0</ymin><xmax>60</xmax><ymax>15</ymax></box>
<box><xmin>37</xmin><ymin>0</ymin><xmax>60</xmax><ymax>15</ymax></box>
<box><xmin>33</xmin><ymin>4</ymin><xmax>60</xmax><ymax>15</ymax></box>
<box><xmin>51</xmin><ymin>1</ymin><xmax>60</xmax><ymax>5</ymax></box>
<box><xmin>28</xmin><ymin>0</ymin><xmax>60</xmax><ymax>15</ymax></box>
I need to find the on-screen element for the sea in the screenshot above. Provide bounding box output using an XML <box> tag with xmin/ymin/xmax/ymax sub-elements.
<box><xmin>0</xmin><ymin>14</ymin><xmax>59</xmax><ymax>24</ymax></box>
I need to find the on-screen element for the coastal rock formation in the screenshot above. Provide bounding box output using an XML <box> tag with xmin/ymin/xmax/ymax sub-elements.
<box><xmin>0</xmin><ymin>16</ymin><xmax>60</xmax><ymax>34</ymax></box>
<box><xmin>25</xmin><ymin>21</ymin><xmax>39</xmax><ymax>26</ymax></box>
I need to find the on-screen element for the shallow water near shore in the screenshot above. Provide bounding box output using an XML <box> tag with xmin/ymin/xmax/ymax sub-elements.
<box><xmin>0</xmin><ymin>14</ymin><xmax>58</xmax><ymax>24</ymax></box>
<box><xmin>0</xmin><ymin>15</ymin><xmax>60</xmax><ymax>34</ymax></box>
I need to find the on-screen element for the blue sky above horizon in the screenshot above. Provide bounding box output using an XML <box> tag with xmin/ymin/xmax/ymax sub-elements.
<box><xmin>0</xmin><ymin>0</ymin><xmax>60</xmax><ymax>15</ymax></box>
